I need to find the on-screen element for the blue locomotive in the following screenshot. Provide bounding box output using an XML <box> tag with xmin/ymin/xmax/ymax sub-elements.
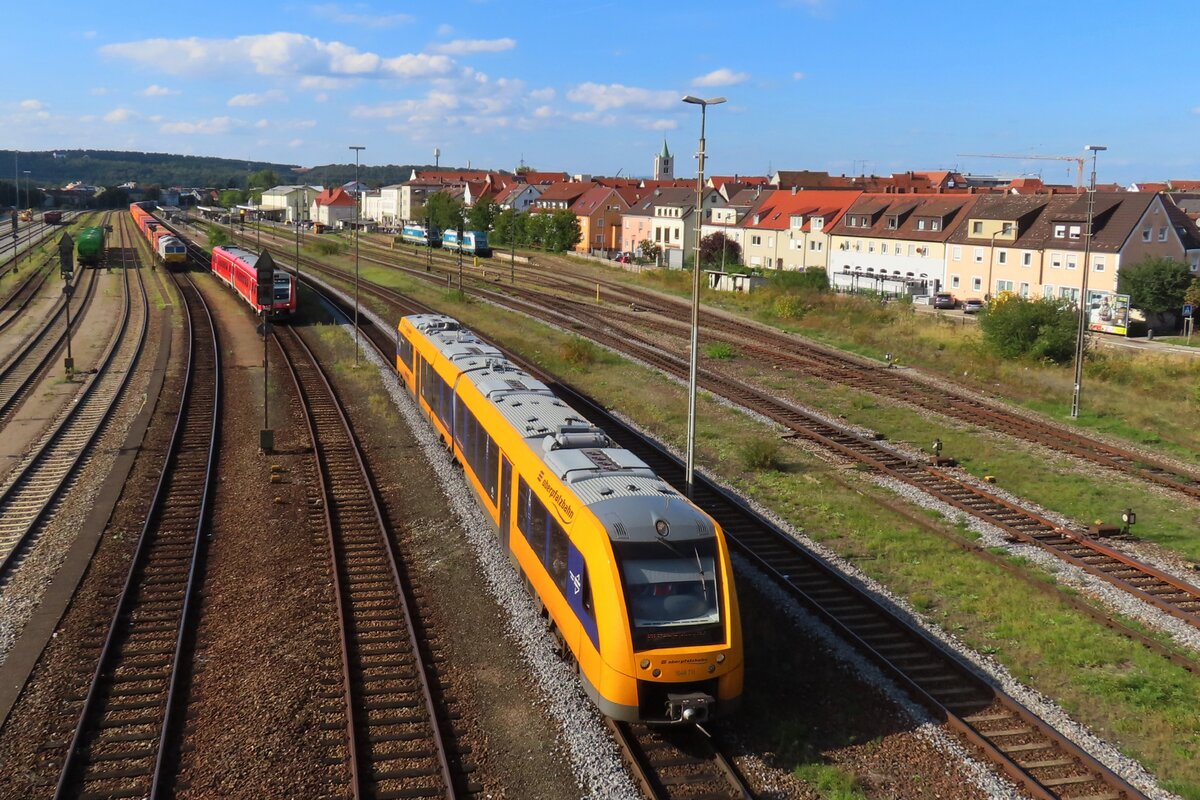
<box><xmin>442</xmin><ymin>229</ymin><xmax>491</xmax><ymax>257</ymax></box>
<box><xmin>400</xmin><ymin>223</ymin><xmax>441</xmax><ymax>247</ymax></box>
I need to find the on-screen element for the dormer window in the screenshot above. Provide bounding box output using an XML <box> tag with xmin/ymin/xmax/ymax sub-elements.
<box><xmin>1001</xmin><ymin>222</ymin><xmax>1014</xmax><ymax>235</ymax></box>
<box><xmin>931</xmin><ymin>220</ymin><xmax>940</xmax><ymax>231</ymax></box>
<box><xmin>1054</xmin><ymin>224</ymin><xmax>1066</xmax><ymax>238</ymax></box>
<box><xmin>972</xmin><ymin>221</ymin><xmax>983</xmax><ymax>234</ymax></box>
<box><xmin>917</xmin><ymin>219</ymin><xmax>926</xmax><ymax>230</ymax></box>
<box><xmin>811</xmin><ymin>217</ymin><xmax>823</xmax><ymax>231</ymax></box>
<box><xmin>1069</xmin><ymin>225</ymin><xmax>1081</xmax><ymax>239</ymax></box>
<box><xmin>886</xmin><ymin>215</ymin><xmax>898</xmax><ymax>230</ymax></box>
<box><xmin>790</xmin><ymin>214</ymin><xmax>803</xmax><ymax>229</ymax></box>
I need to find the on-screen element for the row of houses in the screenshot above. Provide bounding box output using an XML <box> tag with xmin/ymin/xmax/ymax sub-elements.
<box><xmin>248</xmin><ymin>151</ymin><xmax>1200</xmax><ymax>312</ymax></box>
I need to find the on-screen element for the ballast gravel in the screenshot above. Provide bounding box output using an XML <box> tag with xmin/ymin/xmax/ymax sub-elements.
<box><xmin>322</xmin><ymin>292</ymin><xmax>640</xmax><ymax>800</ymax></box>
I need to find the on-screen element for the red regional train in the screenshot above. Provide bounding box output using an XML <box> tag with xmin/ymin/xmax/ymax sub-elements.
<box><xmin>210</xmin><ymin>246</ymin><xmax>297</xmax><ymax>319</ymax></box>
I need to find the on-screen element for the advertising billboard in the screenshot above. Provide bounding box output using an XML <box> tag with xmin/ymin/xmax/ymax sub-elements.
<box><xmin>1086</xmin><ymin>290</ymin><xmax>1130</xmax><ymax>336</ymax></box>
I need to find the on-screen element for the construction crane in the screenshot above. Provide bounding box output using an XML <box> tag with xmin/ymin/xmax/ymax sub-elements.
<box><xmin>958</xmin><ymin>153</ymin><xmax>1085</xmax><ymax>189</ymax></box>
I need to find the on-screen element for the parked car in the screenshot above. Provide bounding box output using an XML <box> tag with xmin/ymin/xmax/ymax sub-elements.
<box><xmin>932</xmin><ymin>292</ymin><xmax>957</xmax><ymax>309</ymax></box>
<box><xmin>962</xmin><ymin>298</ymin><xmax>985</xmax><ymax>314</ymax></box>
<box><xmin>613</xmin><ymin>253</ymin><xmax>631</xmax><ymax>263</ymax></box>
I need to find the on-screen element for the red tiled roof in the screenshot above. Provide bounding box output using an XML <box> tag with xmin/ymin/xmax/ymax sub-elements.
<box><xmin>1171</xmin><ymin>180</ymin><xmax>1200</xmax><ymax>192</ymax></box>
<box><xmin>315</xmin><ymin>187</ymin><xmax>355</xmax><ymax>206</ymax></box>
<box><xmin>517</xmin><ymin>171</ymin><xmax>568</xmax><ymax>185</ymax></box>
<box><xmin>743</xmin><ymin>190</ymin><xmax>863</xmax><ymax>232</ymax></box>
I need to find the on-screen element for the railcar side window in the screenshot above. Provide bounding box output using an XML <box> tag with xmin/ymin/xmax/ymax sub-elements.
<box><xmin>397</xmin><ymin>335</ymin><xmax>413</xmax><ymax>371</ymax></box>
<box><xmin>517</xmin><ymin>477</ymin><xmax>570</xmax><ymax>594</ymax></box>
<box><xmin>454</xmin><ymin>404</ymin><xmax>499</xmax><ymax>505</ymax></box>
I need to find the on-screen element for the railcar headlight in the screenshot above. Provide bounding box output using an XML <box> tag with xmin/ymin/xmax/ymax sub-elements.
<box><xmin>716</xmin><ymin>653</ymin><xmax>725</xmax><ymax>664</ymax></box>
<box><xmin>651</xmin><ymin>668</ymin><xmax>661</xmax><ymax>678</ymax></box>
<box><xmin>640</xmin><ymin>659</ymin><xmax>650</xmax><ymax>670</ymax></box>
<box><xmin>654</xmin><ymin>519</ymin><xmax>670</xmax><ymax>538</ymax></box>
<box><xmin>707</xmin><ymin>665</ymin><xmax>716</xmax><ymax>673</ymax></box>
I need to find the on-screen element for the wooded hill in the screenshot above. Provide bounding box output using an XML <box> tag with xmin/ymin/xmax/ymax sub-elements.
<box><xmin>1</xmin><ymin>150</ymin><xmax>438</xmax><ymax>190</ymax></box>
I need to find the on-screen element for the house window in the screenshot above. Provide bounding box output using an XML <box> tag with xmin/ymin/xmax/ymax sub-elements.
<box><xmin>655</xmin><ymin>227</ymin><xmax>662</xmax><ymax>242</ymax></box>
<box><xmin>974</xmin><ymin>247</ymin><xmax>984</xmax><ymax>263</ymax></box>
<box><xmin>1019</xmin><ymin>282</ymin><xmax>1030</xmax><ymax>296</ymax></box>
<box><xmin>908</xmin><ymin>244</ymin><xmax>915</xmax><ymax>256</ymax></box>
<box><xmin>1069</xmin><ymin>225</ymin><xmax>1081</xmax><ymax>239</ymax></box>
<box><xmin>1043</xmin><ymin>284</ymin><xmax>1054</xmax><ymax>298</ymax></box>
<box><xmin>917</xmin><ymin>219</ymin><xmax>926</xmax><ymax>230</ymax></box>
<box><xmin>972</xmin><ymin>277</ymin><xmax>982</xmax><ymax>291</ymax></box>
<box><xmin>997</xmin><ymin>279</ymin><xmax>1013</xmax><ymax>292</ymax></box>
<box><xmin>972</xmin><ymin>221</ymin><xmax>983</xmax><ymax>234</ymax></box>
<box><xmin>882</xmin><ymin>242</ymin><xmax>888</xmax><ymax>254</ymax></box>
<box><xmin>1142</xmin><ymin>228</ymin><xmax>1151</xmax><ymax>242</ymax></box>
<box><xmin>951</xmin><ymin>275</ymin><xmax>960</xmax><ymax>288</ymax></box>
<box><xmin>886</xmin><ymin>216</ymin><xmax>898</xmax><ymax>229</ymax></box>
<box><xmin>998</xmin><ymin>251</ymin><xmax>1007</xmax><ymax>264</ymax></box>
<box><xmin>931</xmin><ymin>220</ymin><xmax>940</xmax><ymax>231</ymax></box>
<box><xmin>674</xmin><ymin>228</ymin><xmax>680</xmax><ymax>241</ymax></box>
<box><xmin>1022</xmin><ymin>252</ymin><xmax>1032</xmax><ymax>267</ymax></box>
<box><xmin>868</xmin><ymin>241</ymin><xmax>875</xmax><ymax>252</ymax></box>
<box><xmin>1054</xmin><ymin>224</ymin><xmax>1066</xmax><ymax>238</ymax></box>
<box><xmin>751</xmin><ymin>235</ymin><xmax>762</xmax><ymax>246</ymax></box>
<box><xmin>1051</xmin><ymin>254</ymin><xmax>1062</xmax><ymax>269</ymax></box>
<box><xmin>1067</xmin><ymin>254</ymin><xmax>1077</xmax><ymax>270</ymax></box>
<box><xmin>952</xmin><ymin>245</ymin><xmax>961</xmax><ymax>261</ymax></box>
<box><xmin>812</xmin><ymin>218</ymin><xmax>823</xmax><ymax>231</ymax></box>
<box><xmin>1159</xmin><ymin>226</ymin><xmax>1168</xmax><ymax>241</ymax></box>
<box><xmin>810</xmin><ymin>240</ymin><xmax>823</xmax><ymax>251</ymax></box>
<box><xmin>1094</xmin><ymin>256</ymin><xmax>1105</xmax><ymax>272</ymax></box>
<box><xmin>1001</xmin><ymin>222</ymin><xmax>1014</xmax><ymax>235</ymax></box>
<box><xmin>767</xmin><ymin>236</ymin><xmax>774</xmax><ymax>247</ymax></box>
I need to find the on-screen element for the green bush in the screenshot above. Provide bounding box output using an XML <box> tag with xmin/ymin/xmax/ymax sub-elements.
<box><xmin>562</xmin><ymin>336</ymin><xmax>599</xmax><ymax>368</ymax></box>
<box><xmin>772</xmin><ymin>294</ymin><xmax>810</xmax><ymax>320</ymax></box>
<box><xmin>769</xmin><ymin>268</ymin><xmax>829</xmax><ymax>292</ymax></box>
<box><xmin>978</xmin><ymin>294</ymin><xmax>1078</xmax><ymax>363</ymax></box>
<box><xmin>207</xmin><ymin>227</ymin><xmax>230</xmax><ymax>249</ymax></box>
<box><xmin>704</xmin><ymin>342</ymin><xmax>736</xmax><ymax>359</ymax></box>
<box><xmin>739</xmin><ymin>437</ymin><xmax>781</xmax><ymax>470</ymax></box>
<box><xmin>310</xmin><ymin>238</ymin><xmax>343</xmax><ymax>256</ymax></box>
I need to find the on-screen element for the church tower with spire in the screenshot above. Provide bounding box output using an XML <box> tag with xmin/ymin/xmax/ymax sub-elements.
<box><xmin>653</xmin><ymin>139</ymin><xmax>673</xmax><ymax>180</ymax></box>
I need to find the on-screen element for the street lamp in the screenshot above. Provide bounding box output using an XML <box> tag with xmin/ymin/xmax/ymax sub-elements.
<box><xmin>1070</xmin><ymin>144</ymin><xmax>1106</xmax><ymax>420</ymax></box>
<box><xmin>349</xmin><ymin>145</ymin><xmax>365</xmax><ymax>366</ymax></box>
<box><xmin>681</xmin><ymin>94</ymin><xmax>725</xmax><ymax>499</ymax></box>
<box><xmin>23</xmin><ymin>170</ymin><xmax>30</xmax><ymax>265</ymax></box>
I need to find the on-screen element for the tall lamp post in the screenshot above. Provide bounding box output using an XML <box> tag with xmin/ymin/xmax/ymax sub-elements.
<box><xmin>681</xmin><ymin>94</ymin><xmax>725</xmax><ymax>499</ymax></box>
<box><xmin>23</xmin><ymin>170</ymin><xmax>31</xmax><ymax>265</ymax></box>
<box><xmin>1070</xmin><ymin>144</ymin><xmax>1106</xmax><ymax>420</ymax></box>
<box><xmin>349</xmin><ymin>145</ymin><xmax>365</xmax><ymax>366</ymax></box>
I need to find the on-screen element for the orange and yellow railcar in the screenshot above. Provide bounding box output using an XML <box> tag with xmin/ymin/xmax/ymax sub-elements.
<box><xmin>396</xmin><ymin>313</ymin><xmax>742</xmax><ymax>724</ymax></box>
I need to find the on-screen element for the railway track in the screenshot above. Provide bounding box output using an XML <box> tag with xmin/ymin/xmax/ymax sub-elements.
<box><xmin>0</xmin><ymin>213</ymin><xmax>77</xmax><ymax>273</ymax></box>
<box><xmin>0</xmin><ymin>257</ymin><xmax>56</xmax><ymax>334</ymax></box>
<box><xmin>608</xmin><ymin>720</ymin><xmax>752</xmax><ymax>800</ymax></box>
<box><xmin>49</xmin><ymin>270</ymin><xmax>220</xmax><ymax>800</ymax></box>
<box><xmin>293</xmin><ymin>267</ymin><xmax>1147</xmax><ymax>800</ymax></box>
<box><xmin>0</xmin><ymin>215</ymin><xmax>148</xmax><ymax>587</ymax></box>
<box><xmin>274</xmin><ymin>324</ymin><xmax>466</xmax><ymax>800</ymax></box>
<box><xmin>0</xmin><ymin>252</ymin><xmax>101</xmax><ymax>423</ymax></box>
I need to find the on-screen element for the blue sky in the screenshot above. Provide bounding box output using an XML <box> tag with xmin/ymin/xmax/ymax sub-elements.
<box><xmin>4</xmin><ymin>1</ymin><xmax>1197</xmax><ymax>185</ymax></box>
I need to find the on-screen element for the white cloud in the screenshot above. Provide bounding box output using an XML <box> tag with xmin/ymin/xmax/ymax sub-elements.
<box><xmin>533</xmin><ymin>105</ymin><xmax>555</xmax><ymax>119</ymax></box>
<box><xmin>311</xmin><ymin>3</ymin><xmax>414</xmax><ymax>27</ymax></box>
<box><xmin>104</xmin><ymin>107</ymin><xmax>135</xmax><ymax>123</ymax></box>
<box><xmin>432</xmin><ymin>38</ymin><xmax>516</xmax><ymax>55</ymax></box>
<box><xmin>436</xmin><ymin>23</ymin><xmax>454</xmax><ymax>36</ymax></box>
<box><xmin>101</xmin><ymin>33</ymin><xmax>452</xmax><ymax>81</ymax></box>
<box><xmin>566</xmin><ymin>82</ymin><xmax>677</xmax><ymax>112</ymax></box>
<box><xmin>160</xmin><ymin>116</ymin><xmax>235</xmax><ymax>135</ymax></box>
<box><xmin>228</xmin><ymin>89</ymin><xmax>287</xmax><ymax>107</ymax></box>
<box><xmin>529</xmin><ymin>87</ymin><xmax>555</xmax><ymax>102</ymax></box>
<box><xmin>288</xmin><ymin>138</ymin><xmax>304</xmax><ymax>147</ymax></box>
<box><xmin>19</xmin><ymin>99</ymin><xmax>45</xmax><ymax>110</ymax></box>
<box><xmin>90</xmin><ymin>87</ymin><xmax>110</xmax><ymax>96</ymax></box>
<box><xmin>255</xmin><ymin>118</ymin><xmax>270</xmax><ymax>128</ymax></box>
<box><xmin>793</xmin><ymin>71</ymin><xmax>806</xmax><ymax>81</ymax></box>
<box><xmin>142</xmin><ymin>84</ymin><xmax>179</xmax><ymax>96</ymax></box>
<box><xmin>645</xmin><ymin>118</ymin><xmax>678</xmax><ymax>131</ymax></box>
<box><xmin>692</xmin><ymin>68</ymin><xmax>748</xmax><ymax>87</ymax></box>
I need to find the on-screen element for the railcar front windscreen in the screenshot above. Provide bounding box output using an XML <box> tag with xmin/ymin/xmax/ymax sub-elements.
<box><xmin>617</xmin><ymin>540</ymin><xmax>724</xmax><ymax>651</ymax></box>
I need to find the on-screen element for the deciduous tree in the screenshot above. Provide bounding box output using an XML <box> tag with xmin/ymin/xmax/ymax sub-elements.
<box><xmin>700</xmin><ymin>232</ymin><xmax>741</xmax><ymax>267</ymax></box>
<box><xmin>1118</xmin><ymin>256</ymin><xmax>1193</xmax><ymax>316</ymax></box>
<box><xmin>978</xmin><ymin>293</ymin><xmax>1078</xmax><ymax>363</ymax></box>
<box><xmin>423</xmin><ymin>191</ymin><xmax>465</xmax><ymax>233</ymax></box>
